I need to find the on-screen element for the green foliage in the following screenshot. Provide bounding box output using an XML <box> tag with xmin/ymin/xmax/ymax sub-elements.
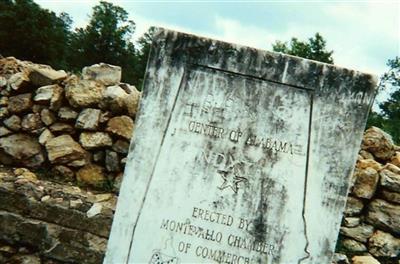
<box><xmin>1</xmin><ymin>1</ymin><xmax>340</xmax><ymax>92</ymax></box>
<box><xmin>69</xmin><ymin>1</ymin><xmax>139</xmax><ymax>85</ymax></box>
<box><xmin>367</xmin><ymin>57</ymin><xmax>400</xmax><ymax>143</ymax></box>
<box><xmin>134</xmin><ymin>27</ymin><xmax>155</xmax><ymax>89</ymax></box>
<box><xmin>0</xmin><ymin>0</ymin><xmax>72</xmax><ymax>69</ymax></box>
<box><xmin>366</xmin><ymin>111</ymin><xmax>385</xmax><ymax>129</ymax></box>
<box><xmin>272</xmin><ymin>33</ymin><xmax>334</xmax><ymax>64</ymax></box>
<box><xmin>0</xmin><ymin>0</ymin><xmax>150</xmax><ymax>87</ymax></box>
<box><xmin>381</xmin><ymin>57</ymin><xmax>400</xmax><ymax>87</ymax></box>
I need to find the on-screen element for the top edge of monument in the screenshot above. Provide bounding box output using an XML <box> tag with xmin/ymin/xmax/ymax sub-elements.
<box><xmin>150</xmin><ymin>27</ymin><xmax>378</xmax><ymax>93</ymax></box>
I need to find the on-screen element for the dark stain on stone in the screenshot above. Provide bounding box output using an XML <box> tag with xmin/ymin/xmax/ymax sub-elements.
<box><xmin>251</xmin><ymin>187</ymin><xmax>268</xmax><ymax>244</ymax></box>
<box><xmin>322</xmin><ymin>238</ymin><xmax>333</xmax><ymax>261</ymax></box>
<box><xmin>263</xmin><ymin>148</ymin><xmax>279</xmax><ymax>165</ymax></box>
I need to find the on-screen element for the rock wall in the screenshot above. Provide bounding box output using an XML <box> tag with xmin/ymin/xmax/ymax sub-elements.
<box><xmin>334</xmin><ymin>126</ymin><xmax>400</xmax><ymax>264</ymax></box>
<box><xmin>0</xmin><ymin>57</ymin><xmax>141</xmax><ymax>190</ymax></box>
<box><xmin>0</xmin><ymin>167</ymin><xmax>115</xmax><ymax>263</ymax></box>
<box><xmin>4</xmin><ymin>131</ymin><xmax>400</xmax><ymax>264</ymax></box>
<box><xmin>0</xmin><ymin>58</ymin><xmax>399</xmax><ymax>263</ymax></box>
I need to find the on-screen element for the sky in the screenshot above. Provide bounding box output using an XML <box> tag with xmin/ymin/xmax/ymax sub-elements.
<box><xmin>35</xmin><ymin>0</ymin><xmax>399</xmax><ymax>88</ymax></box>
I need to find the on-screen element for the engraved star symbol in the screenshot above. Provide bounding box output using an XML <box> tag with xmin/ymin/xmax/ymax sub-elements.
<box><xmin>217</xmin><ymin>165</ymin><xmax>248</xmax><ymax>193</ymax></box>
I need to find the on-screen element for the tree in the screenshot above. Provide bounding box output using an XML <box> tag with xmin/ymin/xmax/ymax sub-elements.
<box><xmin>0</xmin><ymin>0</ymin><xmax>72</xmax><ymax>69</ymax></box>
<box><xmin>367</xmin><ymin>57</ymin><xmax>400</xmax><ymax>142</ymax></box>
<box><xmin>69</xmin><ymin>1</ymin><xmax>138</xmax><ymax>85</ymax></box>
<box><xmin>272</xmin><ymin>33</ymin><xmax>334</xmax><ymax>64</ymax></box>
<box><xmin>134</xmin><ymin>27</ymin><xmax>156</xmax><ymax>89</ymax></box>
<box><xmin>381</xmin><ymin>57</ymin><xmax>400</xmax><ymax>87</ymax></box>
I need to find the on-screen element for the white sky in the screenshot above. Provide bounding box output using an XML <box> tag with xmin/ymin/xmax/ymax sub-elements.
<box><xmin>35</xmin><ymin>0</ymin><xmax>399</xmax><ymax>106</ymax></box>
<box><xmin>34</xmin><ymin>1</ymin><xmax>399</xmax><ymax>74</ymax></box>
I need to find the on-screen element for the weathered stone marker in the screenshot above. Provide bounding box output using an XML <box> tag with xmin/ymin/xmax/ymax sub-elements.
<box><xmin>104</xmin><ymin>28</ymin><xmax>377</xmax><ymax>264</ymax></box>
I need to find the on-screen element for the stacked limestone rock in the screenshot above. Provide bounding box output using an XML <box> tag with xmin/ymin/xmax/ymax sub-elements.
<box><xmin>0</xmin><ymin>167</ymin><xmax>116</xmax><ymax>263</ymax></box>
<box><xmin>335</xmin><ymin>127</ymin><xmax>400</xmax><ymax>264</ymax></box>
<box><xmin>0</xmin><ymin>57</ymin><xmax>141</xmax><ymax>190</ymax></box>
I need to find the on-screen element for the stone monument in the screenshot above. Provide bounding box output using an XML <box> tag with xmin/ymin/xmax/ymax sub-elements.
<box><xmin>104</xmin><ymin>28</ymin><xmax>377</xmax><ymax>263</ymax></box>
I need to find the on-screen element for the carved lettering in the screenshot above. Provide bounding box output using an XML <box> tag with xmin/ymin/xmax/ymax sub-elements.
<box><xmin>227</xmin><ymin>234</ymin><xmax>276</xmax><ymax>256</ymax></box>
<box><xmin>192</xmin><ymin>207</ymin><xmax>234</xmax><ymax>226</ymax></box>
<box><xmin>188</xmin><ymin>121</ymin><xmax>225</xmax><ymax>138</ymax></box>
<box><xmin>160</xmin><ymin>218</ymin><xmax>223</xmax><ymax>243</ymax></box>
<box><xmin>246</xmin><ymin>134</ymin><xmax>294</xmax><ymax>154</ymax></box>
<box><xmin>195</xmin><ymin>246</ymin><xmax>250</xmax><ymax>264</ymax></box>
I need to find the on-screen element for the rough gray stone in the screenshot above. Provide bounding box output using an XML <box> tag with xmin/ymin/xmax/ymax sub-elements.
<box><xmin>38</xmin><ymin>129</ymin><xmax>54</xmax><ymax>145</ymax></box>
<box><xmin>341</xmin><ymin>238</ymin><xmax>367</xmax><ymax>253</ymax></box>
<box><xmin>366</xmin><ymin>199</ymin><xmax>400</xmax><ymax>235</ymax></box>
<box><xmin>0</xmin><ymin>172</ymin><xmax>114</xmax><ymax>235</ymax></box>
<box><xmin>362</xmin><ymin>126</ymin><xmax>395</xmax><ymax>161</ymax></box>
<box><xmin>40</xmin><ymin>109</ymin><xmax>56</xmax><ymax>126</ymax></box>
<box><xmin>368</xmin><ymin>230</ymin><xmax>400</xmax><ymax>257</ymax></box>
<box><xmin>113</xmin><ymin>173</ymin><xmax>123</xmax><ymax>193</ymax></box>
<box><xmin>23</xmin><ymin>152</ymin><xmax>45</xmax><ymax>167</ymax></box>
<box><xmin>381</xmin><ymin>189</ymin><xmax>400</xmax><ymax>204</ymax></box>
<box><xmin>125</xmin><ymin>88</ymin><xmax>141</xmax><ymax>117</ymax></box>
<box><xmin>75</xmin><ymin>108</ymin><xmax>101</xmax><ymax>130</ymax></box>
<box><xmin>0</xmin><ymin>243</ymin><xmax>17</xmax><ymax>254</ymax></box>
<box><xmin>7</xmin><ymin>93</ymin><xmax>32</xmax><ymax>113</ymax></box>
<box><xmin>352</xmin><ymin>167</ymin><xmax>379</xmax><ymax>199</ymax></box>
<box><xmin>58</xmin><ymin>106</ymin><xmax>78</xmax><ymax>121</ymax></box>
<box><xmin>3</xmin><ymin>114</ymin><xmax>21</xmax><ymax>131</ymax></box>
<box><xmin>0</xmin><ymin>89</ymin><xmax>10</xmax><ymax>96</ymax></box>
<box><xmin>0</xmin><ymin>107</ymin><xmax>9</xmax><ymax>119</ymax></box>
<box><xmin>51</xmin><ymin>165</ymin><xmax>75</xmax><ymax>180</ymax></box>
<box><xmin>0</xmin><ymin>133</ymin><xmax>41</xmax><ymax>160</ymax></box>
<box><xmin>45</xmin><ymin>135</ymin><xmax>86</xmax><ymax>164</ymax></box>
<box><xmin>340</xmin><ymin>224</ymin><xmax>374</xmax><ymax>243</ymax></box>
<box><xmin>390</xmin><ymin>151</ymin><xmax>400</xmax><ymax>167</ymax></box>
<box><xmin>331</xmin><ymin>253</ymin><xmax>349</xmax><ymax>264</ymax></box>
<box><xmin>79</xmin><ymin>132</ymin><xmax>113</xmax><ymax>149</ymax></box>
<box><xmin>105</xmin><ymin>115</ymin><xmax>134</xmax><ymax>140</ymax></box>
<box><xmin>49</xmin><ymin>122</ymin><xmax>75</xmax><ymax>134</ymax></box>
<box><xmin>21</xmin><ymin>113</ymin><xmax>43</xmax><ymax>132</ymax></box>
<box><xmin>343</xmin><ymin>217</ymin><xmax>361</xmax><ymax>228</ymax></box>
<box><xmin>380</xmin><ymin>168</ymin><xmax>400</xmax><ymax>193</ymax></box>
<box><xmin>99</xmin><ymin>111</ymin><xmax>112</xmax><ymax>124</ymax></box>
<box><xmin>356</xmin><ymin>159</ymin><xmax>382</xmax><ymax>172</ymax></box>
<box><xmin>34</xmin><ymin>84</ymin><xmax>63</xmax><ymax>110</ymax></box>
<box><xmin>31</xmin><ymin>104</ymin><xmax>46</xmax><ymax>114</ymax></box>
<box><xmin>105</xmin><ymin>150</ymin><xmax>120</xmax><ymax>172</ymax></box>
<box><xmin>0</xmin><ymin>96</ymin><xmax>8</xmax><ymax>106</ymax></box>
<box><xmin>8</xmin><ymin>254</ymin><xmax>41</xmax><ymax>264</ymax></box>
<box><xmin>0</xmin><ymin>134</ymin><xmax>44</xmax><ymax>167</ymax></box>
<box><xmin>119</xmin><ymin>83</ymin><xmax>137</xmax><ymax>94</ymax></box>
<box><xmin>112</xmin><ymin>139</ymin><xmax>130</xmax><ymax>154</ymax></box>
<box><xmin>351</xmin><ymin>255</ymin><xmax>380</xmax><ymax>264</ymax></box>
<box><xmin>8</xmin><ymin>71</ymin><xmax>30</xmax><ymax>90</ymax></box>
<box><xmin>65</xmin><ymin>79</ymin><xmax>105</xmax><ymax>108</ymax></box>
<box><xmin>0</xmin><ymin>76</ymin><xmax>7</xmax><ymax>87</ymax></box>
<box><xmin>0</xmin><ymin>149</ymin><xmax>13</xmax><ymax>165</ymax></box>
<box><xmin>67</xmin><ymin>158</ymin><xmax>88</xmax><ymax>168</ymax></box>
<box><xmin>100</xmin><ymin>85</ymin><xmax>127</xmax><ymax>113</ymax></box>
<box><xmin>359</xmin><ymin>150</ymin><xmax>375</xmax><ymax>160</ymax></box>
<box><xmin>0</xmin><ymin>211</ymin><xmax>106</xmax><ymax>264</ymax></box>
<box><xmin>93</xmin><ymin>151</ymin><xmax>105</xmax><ymax>163</ymax></box>
<box><xmin>383</xmin><ymin>162</ymin><xmax>400</xmax><ymax>172</ymax></box>
<box><xmin>344</xmin><ymin>196</ymin><xmax>364</xmax><ymax>216</ymax></box>
<box><xmin>76</xmin><ymin>164</ymin><xmax>107</xmax><ymax>187</ymax></box>
<box><xmin>28</xmin><ymin>66</ymin><xmax>67</xmax><ymax>86</ymax></box>
<box><xmin>82</xmin><ymin>63</ymin><xmax>121</xmax><ymax>86</ymax></box>
<box><xmin>87</xmin><ymin>203</ymin><xmax>103</xmax><ymax>218</ymax></box>
<box><xmin>0</xmin><ymin>126</ymin><xmax>12</xmax><ymax>137</ymax></box>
